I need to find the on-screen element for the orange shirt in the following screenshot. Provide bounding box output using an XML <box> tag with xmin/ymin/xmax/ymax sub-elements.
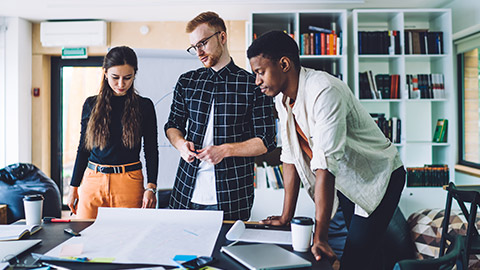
<box><xmin>290</xmin><ymin>102</ymin><xmax>313</xmax><ymax>159</ymax></box>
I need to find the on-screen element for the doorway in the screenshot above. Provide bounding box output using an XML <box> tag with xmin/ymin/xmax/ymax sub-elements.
<box><xmin>51</xmin><ymin>56</ymin><xmax>103</xmax><ymax>207</ymax></box>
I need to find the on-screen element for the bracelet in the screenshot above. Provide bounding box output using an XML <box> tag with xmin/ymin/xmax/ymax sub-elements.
<box><xmin>145</xmin><ymin>187</ymin><xmax>156</xmax><ymax>194</ymax></box>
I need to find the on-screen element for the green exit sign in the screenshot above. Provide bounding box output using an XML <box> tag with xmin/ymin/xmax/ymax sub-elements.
<box><xmin>62</xmin><ymin>47</ymin><xmax>88</xmax><ymax>59</ymax></box>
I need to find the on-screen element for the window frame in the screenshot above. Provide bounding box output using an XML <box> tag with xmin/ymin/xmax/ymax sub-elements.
<box><xmin>50</xmin><ymin>56</ymin><xmax>104</xmax><ymax>209</ymax></box>
<box><xmin>457</xmin><ymin>45</ymin><xmax>480</xmax><ymax>169</ymax></box>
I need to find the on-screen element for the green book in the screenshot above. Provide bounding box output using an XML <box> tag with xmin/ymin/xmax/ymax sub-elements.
<box><xmin>433</xmin><ymin>119</ymin><xmax>447</xmax><ymax>143</ymax></box>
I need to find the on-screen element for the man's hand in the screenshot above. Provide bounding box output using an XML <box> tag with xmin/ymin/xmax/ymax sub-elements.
<box><xmin>196</xmin><ymin>145</ymin><xmax>229</xmax><ymax>165</ymax></box>
<box><xmin>311</xmin><ymin>239</ymin><xmax>337</xmax><ymax>263</ymax></box>
<box><xmin>179</xmin><ymin>141</ymin><xmax>197</xmax><ymax>163</ymax></box>
<box><xmin>259</xmin><ymin>215</ymin><xmax>290</xmax><ymax>226</ymax></box>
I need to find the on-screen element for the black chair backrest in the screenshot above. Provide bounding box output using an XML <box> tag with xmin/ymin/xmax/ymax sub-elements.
<box><xmin>439</xmin><ymin>182</ymin><xmax>480</xmax><ymax>269</ymax></box>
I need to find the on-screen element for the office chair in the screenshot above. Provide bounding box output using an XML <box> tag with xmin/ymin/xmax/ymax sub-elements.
<box><xmin>394</xmin><ymin>235</ymin><xmax>466</xmax><ymax>270</ymax></box>
<box><xmin>439</xmin><ymin>182</ymin><xmax>480</xmax><ymax>269</ymax></box>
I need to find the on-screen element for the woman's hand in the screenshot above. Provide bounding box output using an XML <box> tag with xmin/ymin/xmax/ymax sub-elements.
<box><xmin>142</xmin><ymin>186</ymin><xmax>157</xmax><ymax>208</ymax></box>
<box><xmin>67</xmin><ymin>187</ymin><xmax>79</xmax><ymax>215</ymax></box>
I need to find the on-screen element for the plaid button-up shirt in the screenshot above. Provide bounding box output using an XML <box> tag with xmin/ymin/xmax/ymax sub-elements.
<box><xmin>164</xmin><ymin>60</ymin><xmax>276</xmax><ymax>220</ymax></box>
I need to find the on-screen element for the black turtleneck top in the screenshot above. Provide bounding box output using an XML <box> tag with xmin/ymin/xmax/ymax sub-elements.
<box><xmin>70</xmin><ymin>94</ymin><xmax>158</xmax><ymax>186</ymax></box>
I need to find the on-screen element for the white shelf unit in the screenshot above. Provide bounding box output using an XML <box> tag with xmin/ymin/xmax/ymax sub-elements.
<box><xmin>247</xmin><ymin>10</ymin><xmax>348</xmax><ymax>221</ymax></box>
<box><xmin>249</xmin><ymin>10</ymin><xmax>348</xmax><ymax>82</ymax></box>
<box><xmin>352</xmin><ymin>9</ymin><xmax>455</xmax><ymax>217</ymax></box>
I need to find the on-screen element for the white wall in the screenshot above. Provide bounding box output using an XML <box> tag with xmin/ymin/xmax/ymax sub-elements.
<box><xmin>4</xmin><ymin>17</ymin><xmax>32</xmax><ymax>166</ymax></box>
<box><xmin>446</xmin><ymin>0</ymin><xmax>480</xmax><ymax>184</ymax></box>
<box><xmin>445</xmin><ymin>0</ymin><xmax>480</xmax><ymax>37</ymax></box>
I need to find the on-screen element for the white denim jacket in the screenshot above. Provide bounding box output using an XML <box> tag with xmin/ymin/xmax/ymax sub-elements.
<box><xmin>276</xmin><ymin>67</ymin><xmax>403</xmax><ymax>215</ymax></box>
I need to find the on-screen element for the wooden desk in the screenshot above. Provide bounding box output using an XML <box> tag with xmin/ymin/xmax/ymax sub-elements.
<box><xmin>13</xmin><ymin>220</ymin><xmax>333</xmax><ymax>270</ymax></box>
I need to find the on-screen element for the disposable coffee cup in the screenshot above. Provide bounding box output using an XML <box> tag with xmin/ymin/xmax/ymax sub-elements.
<box><xmin>291</xmin><ymin>216</ymin><xmax>314</xmax><ymax>252</ymax></box>
<box><xmin>23</xmin><ymin>194</ymin><xmax>44</xmax><ymax>226</ymax></box>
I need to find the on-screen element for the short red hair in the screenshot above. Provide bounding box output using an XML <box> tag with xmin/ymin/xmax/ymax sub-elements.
<box><xmin>186</xmin><ymin>11</ymin><xmax>227</xmax><ymax>34</ymax></box>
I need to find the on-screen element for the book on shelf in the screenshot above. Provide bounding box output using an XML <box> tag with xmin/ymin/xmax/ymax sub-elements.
<box><xmin>406</xmin><ymin>73</ymin><xmax>445</xmax><ymax>99</ymax></box>
<box><xmin>358</xmin><ymin>30</ymin><xmax>400</xmax><ymax>55</ymax></box>
<box><xmin>264</xmin><ymin>162</ymin><xmax>279</xmax><ymax>189</ymax></box>
<box><xmin>407</xmin><ymin>164</ymin><xmax>449</xmax><ymax>187</ymax></box>
<box><xmin>404</xmin><ymin>29</ymin><xmax>443</xmax><ymax>55</ymax></box>
<box><xmin>0</xmin><ymin>224</ymin><xmax>42</xmax><ymax>241</ymax></box>
<box><xmin>433</xmin><ymin>119</ymin><xmax>448</xmax><ymax>143</ymax></box>
<box><xmin>360</xmin><ymin>71</ymin><xmax>400</xmax><ymax>100</ymax></box>
<box><xmin>300</xmin><ymin>31</ymin><xmax>339</xmax><ymax>56</ymax></box>
<box><xmin>370</xmin><ymin>113</ymin><xmax>401</xmax><ymax>143</ymax></box>
<box><xmin>255</xmin><ymin>162</ymin><xmax>284</xmax><ymax>190</ymax></box>
<box><xmin>308</xmin><ymin>25</ymin><xmax>332</xmax><ymax>34</ymax></box>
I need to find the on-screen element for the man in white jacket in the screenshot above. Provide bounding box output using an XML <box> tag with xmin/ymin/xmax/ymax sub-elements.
<box><xmin>247</xmin><ymin>30</ymin><xmax>405</xmax><ymax>270</ymax></box>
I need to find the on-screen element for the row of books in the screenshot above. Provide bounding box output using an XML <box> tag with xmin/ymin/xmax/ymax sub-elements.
<box><xmin>433</xmin><ymin>119</ymin><xmax>448</xmax><ymax>143</ymax></box>
<box><xmin>371</xmin><ymin>114</ymin><xmax>401</xmax><ymax>144</ymax></box>
<box><xmin>358</xmin><ymin>30</ymin><xmax>401</xmax><ymax>55</ymax></box>
<box><xmin>406</xmin><ymin>165</ymin><xmax>449</xmax><ymax>187</ymax></box>
<box><xmin>300</xmin><ymin>32</ymin><xmax>341</xmax><ymax>56</ymax></box>
<box><xmin>407</xmin><ymin>73</ymin><xmax>445</xmax><ymax>99</ymax></box>
<box><xmin>359</xmin><ymin>71</ymin><xmax>400</xmax><ymax>99</ymax></box>
<box><xmin>254</xmin><ymin>163</ymin><xmax>284</xmax><ymax>189</ymax></box>
<box><xmin>404</xmin><ymin>30</ymin><xmax>443</xmax><ymax>55</ymax></box>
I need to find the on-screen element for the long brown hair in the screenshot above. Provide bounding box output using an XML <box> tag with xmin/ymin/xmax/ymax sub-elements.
<box><xmin>85</xmin><ymin>46</ymin><xmax>142</xmax><ymax>150</ymax></box>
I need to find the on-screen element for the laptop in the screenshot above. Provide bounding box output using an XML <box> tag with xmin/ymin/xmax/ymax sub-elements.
<box><xmin>221</xmin><ymin>243</ymin><xmax>312</xmax><ymax>270</ymax></box>
<box><xmin>0</xmin><ymin>239</ymin><xmax>42</xmax><ymax>262</ymax></box>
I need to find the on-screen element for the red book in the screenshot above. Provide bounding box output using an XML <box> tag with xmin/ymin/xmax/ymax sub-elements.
<box><xmin>320</xmin><ymin>33</ymin><xmax>326</xmax><ymax>55</ymax></box>
<box><xmin>332</xmin><ymin>33</ymin><xmax>337</xmax><ymax>55</ymax></box>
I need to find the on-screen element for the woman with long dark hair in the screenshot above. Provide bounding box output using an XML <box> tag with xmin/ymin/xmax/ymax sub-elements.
<box><xmin>68</xmin><ymin>46</ymin><xmax>158</xmax><ymax>219</ymax></box>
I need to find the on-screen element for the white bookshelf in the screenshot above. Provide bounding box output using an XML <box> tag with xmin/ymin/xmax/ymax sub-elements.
<box><xmin>249</xmin><ymin>10</ymin><xmax>348</xmax><ymax>81</ymax></box>
<box><xmin>352</xmin><ymin>9</ymin><xmax>455</xmax><ymax>218</ymax></box>
<box><xmin>248</xmin><ymin>10</ymin><xmax>348</xmax><ymax>221</ymax></box>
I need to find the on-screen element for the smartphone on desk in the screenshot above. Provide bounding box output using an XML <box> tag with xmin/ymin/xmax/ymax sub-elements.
<box><xmin>181</xmin><ymin>256</ymin><xmax>215</xmax><ymax>270</ymax></box>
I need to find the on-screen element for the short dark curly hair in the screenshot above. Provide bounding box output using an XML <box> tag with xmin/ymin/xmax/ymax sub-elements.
<box><xmin>247</xmin><ymin>30</ymin><xmax>300</xmax><ymax>71</ymax></box>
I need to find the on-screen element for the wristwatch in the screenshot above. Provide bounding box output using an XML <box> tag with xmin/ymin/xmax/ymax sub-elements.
<box><xmin>145</xmin><ymin>187</ymin><xmax>156</xmax><ymax>194</ymax></box>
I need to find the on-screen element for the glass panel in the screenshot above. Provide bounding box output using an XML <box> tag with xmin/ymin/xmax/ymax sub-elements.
<box><xmin>62</xmin><ymin>66</ymin><xmax>102</xmax><ymax>204</ymax></box>
<box><xmin>462</xmin><ymin>48</ymin><xmax>480</xmax><ymax>164</ymax></box>
<box><xmin>0</xmin><ymin>21</ymin><xmax>5</xmax><ymax>168</ymax></box>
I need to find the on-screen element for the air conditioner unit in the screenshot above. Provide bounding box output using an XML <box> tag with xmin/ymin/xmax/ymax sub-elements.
<box><xmin>40</xmin><ymin>21</ymin><xmax>107</xmax><ymax>47</ymax></box>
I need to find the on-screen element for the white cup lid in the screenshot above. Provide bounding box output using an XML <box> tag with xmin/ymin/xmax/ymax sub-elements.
<box><xmin>291</xmin><ymin>216</ymin><xmax>314</xmax><ymax>225</ymax></box>
<box><xmin>23</xmin><ymin>194</ymin><xmax>44</xmax><ymax>201</ymax></box>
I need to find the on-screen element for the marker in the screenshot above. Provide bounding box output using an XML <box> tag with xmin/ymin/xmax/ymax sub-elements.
<box><xmin>70</xmin><ymin>198</ymin><xmax>78</xmax><ymax>216</ymax></box>
<box><xmin>44</xmin><ymin>217</ymin><xmax>71</xmax><ymax>223</ymax></box>
<box><xmin>64</xmin><ymin>228</ymin><xmax>81</xmax><ymax>237</ymax></box>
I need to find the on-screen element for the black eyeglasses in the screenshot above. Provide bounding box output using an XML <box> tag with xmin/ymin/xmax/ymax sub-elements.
<box><xmin>187</xmin><ymin>31</ymin><xmax>221</xmax><ymax>55</ymax></box>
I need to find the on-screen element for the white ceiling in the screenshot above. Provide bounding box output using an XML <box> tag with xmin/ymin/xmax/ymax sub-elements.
<box><xmin>0</xmin><ymin>0</ymin><xmax>453</xmax><ymax>22</ymax></box>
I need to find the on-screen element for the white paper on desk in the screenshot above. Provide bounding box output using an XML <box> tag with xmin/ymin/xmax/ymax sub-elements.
<box><xmin>44</xmin><ymin>208</ymin><xmax>223</xmax><ymax>266</ymax></box>
<box><xmin>226</xmin><ymin>220</ymin><xmax>291</xmax><ymax>245</ymax></box>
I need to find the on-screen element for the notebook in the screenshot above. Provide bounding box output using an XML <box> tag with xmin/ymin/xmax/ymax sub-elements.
<box><xmin>0</xmin><ymin>239</ymin><xmax>42</xmax><ymax>262</ymax></box>
<box><xmin>0</xmin><ymin>224</ymin><xmax>42</xmax><ymax>241</ymax></box>
<box><xmin>220</xmin><ymin>243</ymin><xmax>312</xmax><ymax>270</ymax></box>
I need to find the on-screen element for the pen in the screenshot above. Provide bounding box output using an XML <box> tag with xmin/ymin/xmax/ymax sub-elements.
<box><xmin>44</xmin><ymin>217</ymin><xmax>71</xmax><ymax>223</ymax></box>
<box><xmin>64</xmin><ymin>228</ymin><xmax>81</xmax><ymax>237</ymax></box>
<box><xmin>70</xmin><ymin>198</ymin><xmax>78</xmax><ymax>216</ymax></box>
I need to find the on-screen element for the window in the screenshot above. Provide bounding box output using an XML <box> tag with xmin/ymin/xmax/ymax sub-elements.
<box><xmin>51</xmin><ymin>57</ymin><xmax>103</xmax><ymax>206</ymax></box>
<box><xmin>0</xmin><ymin>19</ymin><xmax>5</xmax><ymax>168</ymax></box>
<box><xmin>457</xmin><ymin>33</ymin><xmax>480</xmax><ymax>168</ymax></box>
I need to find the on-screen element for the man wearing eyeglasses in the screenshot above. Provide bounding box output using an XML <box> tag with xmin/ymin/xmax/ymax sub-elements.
<box><xmin>164</xmin><ymin>11</ymin><xmax>276</xmax><ymax>220</ymax></box>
